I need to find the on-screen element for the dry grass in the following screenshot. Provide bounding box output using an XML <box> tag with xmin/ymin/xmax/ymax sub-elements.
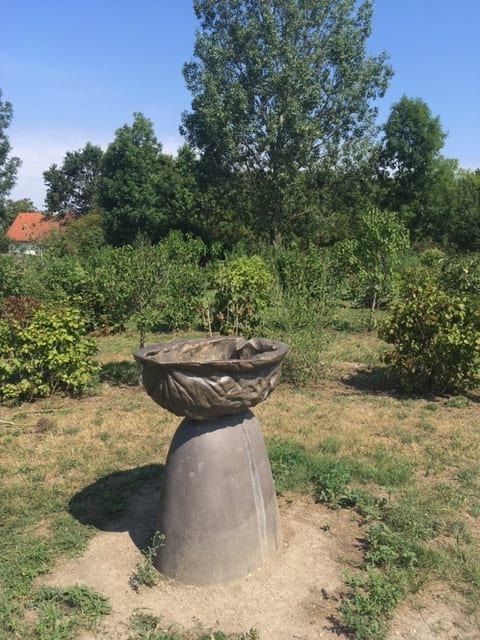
<box><xmin>2</xmin><ymin>328</ymin><xmax>479</xmax><ymax>511</ymax></box>
<box><xmin>1</xmin><ymin>328</ymin><xmax>479</xmax><ymax>639</ymax></box>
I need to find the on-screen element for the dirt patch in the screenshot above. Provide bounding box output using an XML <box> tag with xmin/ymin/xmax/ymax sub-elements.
<box><xmin>38</xmin><ymin>449</ymin><xmax>479</xmax><ymax>640</ymax></box>
<box><xmin>387</xmin><ymin>583</ymin><xmax>478</xmax><ymax>640</ymax></box>
<box><xmin>41</xmin><ymin>490</ymin><xmax>364</xmax><ymax>639</ymax></box>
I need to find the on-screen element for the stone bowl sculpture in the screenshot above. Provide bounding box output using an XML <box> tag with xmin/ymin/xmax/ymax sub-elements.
<box><xmin>133</xmin><ymin>336</ymin><xmax>288</xmax><ymax>586</ymax></box>
<box><xmin>134</xmin><ymin>336</ymin><xmax>288</xmax><ymax>420</ymax></box>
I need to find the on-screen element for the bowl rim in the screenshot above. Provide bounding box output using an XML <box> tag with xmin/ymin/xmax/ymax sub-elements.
<box><xmin>133</xmin><ymin>336</ymin><xmax>288</xmax><ymax>370</ymax></box>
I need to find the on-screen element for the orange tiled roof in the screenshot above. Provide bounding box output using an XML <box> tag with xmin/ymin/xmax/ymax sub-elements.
<box><xmin>6</xmin><ymin>212</ymin><xmax>65</xmax><ymax>242</ymax></box>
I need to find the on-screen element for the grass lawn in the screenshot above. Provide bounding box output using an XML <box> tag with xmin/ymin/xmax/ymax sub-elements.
<box><xmin>1</xmin><ymin>325</ymin><xmax>479</xmax><ymax>639</ymax></box>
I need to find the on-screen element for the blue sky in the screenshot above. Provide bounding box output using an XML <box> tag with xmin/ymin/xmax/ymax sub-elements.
<box><xmin>2</xmin><ymin>0</ymin><xmax>479</xmax><ymax>209</ymax></box>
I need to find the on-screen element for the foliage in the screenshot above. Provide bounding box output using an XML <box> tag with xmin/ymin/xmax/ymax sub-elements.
<box><xmin>152</xmin><ymin>231</ymin><xmax>209</xmax><ymax>332</ymax></box>
<box><xmin>380</xmin><ymin>282</ymin><xmax>480</xmax><ymax>394</ymax></box>
<box><xmin>340</xmin><ymin>569</ymin><xmax>408</xmax><ymax>640</ymax></box>
<box><xmin>99</xmin><ymin>113</ymin><xmax>180</xmax><ymax>246</ymax></box>
<box><xmin>43</xmin><ymin>143</ymin><xmax>104</xmax><ymax>215</ymax></box>
<box><xmin>79</xmin><ymin>247</ymin><xmax>139</xmax><ymax>331</ymax></box>
<box><xmin>0</xmin><ymin>89</ymin><xmax>21</xmax><ymax>222</ymax></box>
<box><xmin>211</xmin><ymin>255</ymin><xmax>274</xmax><ymax>336</ymax></box>
<box><xmin>0</xmin><ymin>232</ymin><xmax>209</xmax><ymax>335</ymax></box>
<box><xmin>334</xmin><ymin>208</ymin><xmax>410</xmax><ymax>310</ymax></box>
<box><xmin>0</xmin><ymin>303</ymin><xmax>100</xmax><ymax>403</ymax></box>
<box><xmin>278</xmin><ymin>328</ymin><xmax>326</xmax><ymax>386</ymax></box>
<box><xmin>440</xmin><ymin>252</ymin><xmax>480</xmax><ymax>303</ymax></box>
<box><xmin>43</xmin><ymin>212</ymin><xmax>106</xmax><ymax>257</ymax></box>
<box><xmin>128</xmin><ymin>611</ymin><xmax>259</xmax><ymax>640</ymax></box>
<box><xmin>259</xmin><ymin>246</ymin><xmax>337</xmax><ymax>385</ymax></box>
<box><xmin>0</xmin><ymin>295</ymin><xmax>42</xmax><ymax>326</ymax></box>
<box><xmin>379</xmin><ymin>95</ymin><xmax>446</xmax><ymax>215</ymax></box>
<box><xmin>129</xmin><ymin>532</ymin><xmax>165</xmax><ymax>592</ymax></box>
<box><xmin>33</xmin><ymin>585</ymin><xmax>111</xmax><ymax>640</ymax></box>
<box><xmin>449</xmin><ymin>169</ymin><xmax>480</xmax><ymax>251</ymax></box>
<box><xmin>182</xmin><ymin>0</ymin><xmax>392</xmax><ymax>243</ymax></box>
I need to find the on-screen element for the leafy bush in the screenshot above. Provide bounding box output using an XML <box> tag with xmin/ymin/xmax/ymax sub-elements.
<box><xmin>380</xmin><ymin>282</ymin><xmax>480</xmax><ymax>394</ymax></box>
<box><xmin>212</xmin><ymin>255</ymin><xmax>274</xmax><ymax>336</ymax></box>
<box><xmin>0</xmin><ymin>254</ymin><xmax>45</xmax><ymax>299</ymax></box>
<box><xmin>0</xmin><ymin>296</ymin><xmax>42</xmax><ymax>326</ymax></box>
<box><xmin>274</xmin><ymin>328</ymin><xmax>326</xmax><ymax>386</ymax></box>
<box><xmin>259</xmin><ymin>246</ymin><xmax>334</xmax><ymax>385</ymax></box>
<box><xmin>0</xmin><ymin>304</ymin><xmax>99</xmax><ymax>403</ymax></box>
<box><xmin>333</xmin><ymin>208</ymin><xmax>410</xmax><ymax>310</ymax></box>
<box><xmin>440</xmin><ymin>253</ymin><xmax>480</xmax><ymax>302</ymax></box>
<box><xmin>80</xmin><ymin>246</ymin><xmax>141</xmax><ymax>331</ymax></box>
<box><xmin>152</xmin><ymin>231</ymin><xmax>208</xmax><ymax>331</ymax></box>
<box><xmin>265</xmin><ymin>244</ymin><xmax>339</xmax><ymax>329</ymax></box>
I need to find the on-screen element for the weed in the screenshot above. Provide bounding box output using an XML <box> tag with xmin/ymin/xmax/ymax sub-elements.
<box><xmin>130</xmin><ymin>532</ymin><xmax>165</xmax><ymax>592</ymax></box>
<box><xmin>128</xmin><ymin>610</ymin><xmax>175</xmax><ymax>639</ymax></box>
<box><xmin>340</xmin><ymin>569</ymin><xmax>408</xmax><ymax>640</ymax></box>
<box><xmin>446</xmin><ymin>395</ymin><xmax>470</xmax><ymax>409</ymax></box>
<box><xmin>319</xmin><ymin>437</ymin><xmax>341</xmax><ymax>455</ymax></box>
<box><xmin>351</xmin><ymin>447</ymin><xmax>413</xmax><ymax>488</ymax></box>
<box><xmin>128</xmin><ymin>611</ymin><xmax>259</xmax><ymax>640</ymax></box>
<box><xmin>33</xmin><ymin>585</ymin><xmax>110</xmax><ymax>640</ymax></box>
<box><xmin>268</xmin><ymin>438</ymin><xmax>314</xmax><ymax>495</ymax></box>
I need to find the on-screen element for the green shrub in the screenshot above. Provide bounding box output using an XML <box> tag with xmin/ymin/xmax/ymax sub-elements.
<box><xmin>0</xmin><ymin>254</ymin><xmax>45</xmax><ymax>299</ymax></box>
<box><xmin>80</xmin><ymin>233</ymin><xmax>208</xmax><ymax>334</ymax></box>
<box><xmin>0</xmin><ymin>296</ymin><xmax>42</xmax><ymax>326</ymax></box>
<box><xmin>276</xmin><ymin>328</ymin><xmax>326</xmax><ymax>386</ymax></box>
<box><xmin>152</xmin><ymin>232</ymin><xmax>208</xmax><ymax>331</ymax></box>
<box><xmin>380</xmin><ymin>282</ymin><xmax>480</xmax><ymax>394</ymax></box>
<box><xmin>333</xmin><ymin>208</ymin><xmax>410</xmax><ymax>310</ymax></box>
<box><xmin>0</xmin><ymin>304</ymin><xmax>99</xmax><ymax>403</ymax></box>
<box><xmin>80</xmin><ymin>246</ymin><xmax>141</xmax><ymax>331</ymax></box>
<box><xmin>264</xmin><ymin>244</ymin><xmax>339</xmax><ymax>329</ymax></box>
<box><xmin>440</xmin><ymin>253</ymin><xmax>480</xmax><ymax>302</ymax></box>
<box><xmin>257</xmin><ymin>246</ymin><xmax>335</xmax><ymax>385</ymax></box>
<box><xmin>212</xmin><ymin>255</ymin><xmax>274</xmax><ymax>336</ymax></box>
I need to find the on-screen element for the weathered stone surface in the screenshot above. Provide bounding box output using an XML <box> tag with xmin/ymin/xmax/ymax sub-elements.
<box><xmin>134</xmin><ymin>336</ymin><xmax>287</xmax><ymax>585</ymax></box>
<box><xmin>134</xmin><ymin>337</ymin><xmax>288</xmax><ymax>419</ymax></box>
<box><xmin>155</xmin><ymin>410</ymin><xmax>283</xmax><ymax>585</ymax></box>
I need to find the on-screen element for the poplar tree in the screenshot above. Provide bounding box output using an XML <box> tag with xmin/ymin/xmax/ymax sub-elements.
<box><xmin>181</xmin><ymin>0</ymin><xmax>392</xmax><ymax>243</ymax></box>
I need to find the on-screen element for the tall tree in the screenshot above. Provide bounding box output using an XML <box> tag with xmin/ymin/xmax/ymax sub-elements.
<box><xmin>181</xmin><ymin>0</ymin><xmax>392</xmax><ymax>243</ymax></box>
<box><xmin>43</xmin><ymin>142</ymin><xmax>104</xmax><ymax>215</ymax></box>
<box><xmin>0</xmin><ymin>90</ymin><xmax>21</xmax><ymax>225</ymax></box>
<box><xmin>98</xmin><ymin>113</ymin><xmax>179</xmax><ymax>245</ymax></box>
<box><xmin>449</xmin><ymin>168</ymin><xmax>480</xmax><ymax>251</ymax></box>
<box><xmin>379</xmin><ymin>95</ymin><xmax>446</xmax><ymax>215</ymax></box>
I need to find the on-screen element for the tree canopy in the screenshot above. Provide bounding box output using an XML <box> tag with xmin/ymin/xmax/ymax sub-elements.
<box><xmin>0</xmin><ymin>90</ymin><xmax>21</xmax><ymax>226</ymax></box>
<box><xmin>43</xmin><ymin>143</ymin><xmax>104</xmax><ymax>215</ymax></box>
<box><xmin>181</xmin><ymin>0</ymin><xmax>392</xmax><ymax>242</ymax></box>
<box><xmin>98</xmin><ymin>113</ymin><xmax>180</xmax><ymax>246</ymax></box>
<box><xmin>379</xmin><ymin>95</ymin><xmax>446</xmax><ymax>211</ymax></box>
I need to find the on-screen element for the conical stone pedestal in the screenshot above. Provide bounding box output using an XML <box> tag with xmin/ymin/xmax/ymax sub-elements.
<box><xmin>155</xmin><ymin>410</ymin><xmax>282</xmax><ymax>585</ymax></box>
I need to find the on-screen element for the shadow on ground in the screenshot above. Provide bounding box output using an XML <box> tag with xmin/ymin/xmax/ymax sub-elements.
<box><xmin>68</xmin><ymin>464</ymin><xmax>164</xmax><ymax>552</ymax></box>
<box><xmin>340</xmin><ymin>365</ymin><xmax>400</xmax><ymax>396</ymax></box>
<box><xmin>342</xmin><ymin>367</ymin><xmax>480</xmax><ymax>405</ymax></box>
<box><xmin>100</xmin><ymin>360</ymin><xmax>140</xmax><ymax>386</ymax></box>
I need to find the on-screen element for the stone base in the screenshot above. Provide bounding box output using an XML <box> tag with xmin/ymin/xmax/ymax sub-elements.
<box><xmin>155</xmin><ymin>410</ymin><xmax>282</xmax><ymax>585</ymax></box>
